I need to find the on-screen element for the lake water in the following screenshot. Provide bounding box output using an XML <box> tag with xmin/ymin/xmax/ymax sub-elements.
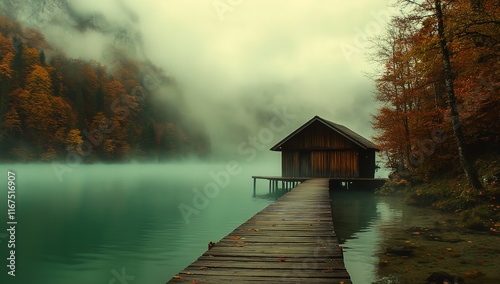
<box><xmin>332</xmin><ymin>191</ymin><xmax>500</xmax><ymax>284</ymax></box>
<box><xmin>0</xmin><ymin>164</ymin><xmax>498</xmax><ymax>283</ymax></box>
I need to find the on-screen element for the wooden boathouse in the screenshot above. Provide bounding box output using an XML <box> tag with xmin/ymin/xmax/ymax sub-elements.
<box><xmin>271</xmin><ymin>116</ymin><xmax>379</xmax><ymax>178</ymax></box>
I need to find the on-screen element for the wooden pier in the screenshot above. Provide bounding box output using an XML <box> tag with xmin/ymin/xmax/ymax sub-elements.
<box><xmin>252</xmin><ymin>175</ymin><xmax>387</xmax><ymax>195</ymax></box>
<box><xmin>252</xmin><ymin>176</ymin><xmax>308</xmax><ymax>195</ymax></box>
<box><xmin>167</xmin><ymin>179</ymin><xmax>351</xmax><ymax>284</ymax></box>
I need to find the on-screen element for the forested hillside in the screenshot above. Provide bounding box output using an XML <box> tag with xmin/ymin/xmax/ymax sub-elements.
<box><xmin>373</xmin><ymin>0</ymin><xmax>499</xmax><ymax>184</ymax></box>
<box><xmin>0</xmin><ymin>16</ymin><xmax>210</xmax><ymax>162</ymax></box>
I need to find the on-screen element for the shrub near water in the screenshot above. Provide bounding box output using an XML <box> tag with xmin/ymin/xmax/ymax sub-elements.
<box><xmin>460</xmin><ymin>205</ymin><xmax>493</xmax><ymax>230</ymax></box>
<box><xmin>404</xmin><ymin>178</ymin><xmax>460</xmax><ymax>207</ymax></box>
<box><xmin>378</xmin><ymin>160</ymin><xmax>499</xmax><ymax>232</ymax></box>
<box><xmin>402</xmin><ymin>175</ymin><xmax>499</xmax><ymax>231</ymax></box>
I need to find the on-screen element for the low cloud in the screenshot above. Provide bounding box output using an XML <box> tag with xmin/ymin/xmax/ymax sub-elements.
<box><xmin>7</xmin><ymin>0</ymin><xmax>394</xmax><ymax>159</ymax></box>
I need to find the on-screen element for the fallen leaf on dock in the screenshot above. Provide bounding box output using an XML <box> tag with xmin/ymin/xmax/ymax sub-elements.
<box><xmin>172</xmin><ymin>275</ymin><xmax>183</xmax><ymax>279</ymax></box>
<box><xmin>465</xmin><ymin>269</ymin><xmax>484</xmax><ymax>277</ymax></box>
<box><xmin>279</xmin><ymin>257</ymin><xmax>287</xmax><ymax>262</ymax></box>
<box><xmin>208</xmin><ymin>241</ymin><xmax>215</xmax><ymax>250</ymax></box>
<box><xmin>199</xmin><ymin>266</ymin><xmax>208</xmax><ymax>270</ymax></box>
<box><xmin>446</xmin><ymin>247</ymin><xmax>452</xmax><ymax>251</ymax></box>
<box><xmin>232</xmin><ymin>235</ymin><xmax>240</xmax><ymax>240</ymax></box>
<box><xmin>191</xmin><ymin>280</ymin><xmax>199</xmax><ymax>284</ymax></box>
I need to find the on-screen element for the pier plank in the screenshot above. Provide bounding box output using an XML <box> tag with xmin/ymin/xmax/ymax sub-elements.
<box><xmin>167</xmin><ymin>179</ymin><xmax>351</xmax><ymax>284</ymax></box>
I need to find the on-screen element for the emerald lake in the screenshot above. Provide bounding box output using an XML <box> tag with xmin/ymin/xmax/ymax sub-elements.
<box><xmin>0</xmin><ymin>164</ymin><xmax>498</xmax><ymax>283</ymax></box>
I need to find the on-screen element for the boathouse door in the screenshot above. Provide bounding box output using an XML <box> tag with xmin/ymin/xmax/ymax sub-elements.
<box><xmin>299</xmin><ymin>151</ymin><xmax>311</xmax><ymax>177</ymax></box>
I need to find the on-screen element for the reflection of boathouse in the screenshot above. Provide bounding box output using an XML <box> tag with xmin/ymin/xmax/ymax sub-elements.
<box><xmin>271</xmin><ymin>116</ymin><xmax>379</xmax><ymax>178</ymax></box>
<box><xmin>330</xmin><ymin>191</ymin><xmax>378</xmax><ymax>243</ymax></box>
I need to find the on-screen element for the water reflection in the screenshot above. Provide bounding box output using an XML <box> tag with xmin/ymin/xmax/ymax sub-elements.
<box><xmin>329</xmin><ymin>189</ymin><xmax>380</xmax><ymax>283</ymax></box>
<box><xmin>253</xmin><ymin>188</ymin><xmax>290</xmax><ymax>201</ymax></box>
<box><xmin>329</xmin><ymin>190</ymin><xmax>500</xmax><ymax>284</ymax></box>
<box><xmin>330</xmin><ymin>190</ymin><xmax>379</xmax><ymax>243</ymax></box>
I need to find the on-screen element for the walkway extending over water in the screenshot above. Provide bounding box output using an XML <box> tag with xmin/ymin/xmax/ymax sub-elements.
<box><xmin>167</xmin><ymin>179</ymin><xmax>351</xmax><ymax>284</ymax></box>
<box><xmin>252</xmin><ymin>175</ymin><xmax>387</xmax><ymax>194</ymax></box>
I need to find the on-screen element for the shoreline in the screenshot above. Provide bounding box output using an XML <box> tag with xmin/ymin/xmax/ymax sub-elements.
<box><xmin>376</xmin><ymin>170</ymin><xmax>500</xmax><ymax>234</ymax></box>
<box><xmin>371</xmin><ymin>193</ymin><xmax>500</xmax><ymax>283</ymax></box>
<box><xmin>370</xmin><ymin>164</ymin><xmax>500</xmax><ymax>283</ymax></box>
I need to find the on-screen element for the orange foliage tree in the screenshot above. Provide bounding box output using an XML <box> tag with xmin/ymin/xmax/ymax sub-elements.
<box><xmin>373</xmin><ymin>0</ymin><xmax>499</xmax><ymax>187</ymax></box>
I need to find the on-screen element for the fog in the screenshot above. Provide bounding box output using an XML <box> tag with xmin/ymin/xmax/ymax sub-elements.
<box><xmin>5</xmin><ymin>0</ymin><xmax>395</xmax><ymax>167</ymax></box>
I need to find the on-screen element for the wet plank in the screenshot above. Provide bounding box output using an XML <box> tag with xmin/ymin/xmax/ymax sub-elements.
<box><xmin>167</xmin><ymin>179</ymin><xmax>351</xmax><ymax>284</ymax></box>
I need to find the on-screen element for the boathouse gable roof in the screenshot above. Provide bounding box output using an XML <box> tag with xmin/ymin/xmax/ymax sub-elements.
<box><xmin>270</xmin><ymin>115</ymin><xmax>378</xmax><ymax>151</ymax></box>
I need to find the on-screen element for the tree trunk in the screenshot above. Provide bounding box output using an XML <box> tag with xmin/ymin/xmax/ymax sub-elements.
<box><xmin>434</xmin><ymin>0</ymin><xmax>483</xmax><ymax>190</ymax></box>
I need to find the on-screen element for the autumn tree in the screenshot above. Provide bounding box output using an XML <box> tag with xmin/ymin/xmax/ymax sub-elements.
<box><xmin>11</xmin><ymin>39</ymin><xmax>40</xmax><ymax>88</ymax></box>
<box><xmin>446</xmin><ymin>0</ymin><xmax>500</xmax><ymax>149</ymax></box>
<box><xmin>26</xmin><ymin>65</ymin><xmax>51</xmax><ymax>95</ymax></box>
<box><xmin>373</xmin><ymin>17</ymin><xmax>418</xmax><ymax>172</ymax></box>
<box><xmin>374</xmin><ymin>0</ymin><xmax>498</xmax><ymax>188</ymax></box>
<box><xmin>1</xmin><ymin>108</ymin><xmax>22</xmax><ymax>133</ymax></box>
<box><xmin>433</xmin><ymin>0</ymin><xmax>483</xmax><ymax>189</ymax></box>
<box><xmin>0</xmin><ymin>108</ymin><xmax>22</xmax><ymax>148</ymax></box>
<box><xmin>65</xmin><ymin>129</ymin><xmax>83</xmax><ymax>154</ymax></box>
<box><xmin>0</xmin><ymin>33</ymin><xmax>14</xmax><ymax>116</ymax></box>
<box><xmin>13</xmin><ymin>65</ymin><xmax>75</xmax><ymax>159</ymax></box>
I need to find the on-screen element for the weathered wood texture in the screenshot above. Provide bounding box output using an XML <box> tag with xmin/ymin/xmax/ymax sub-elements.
<box><xmin>282</xmin><ymin>150</ymin><xmax>360</xmax><ymax>178</ymax></box>
<box><xmin>167</xmin><ymin>179</ymin><xmax>351</xmax><ymax>284</ymax></box>
<box><xmin>279</xmin><ymin>120</ymin><xmax>358</xmax><ymax>150</ymax></box>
